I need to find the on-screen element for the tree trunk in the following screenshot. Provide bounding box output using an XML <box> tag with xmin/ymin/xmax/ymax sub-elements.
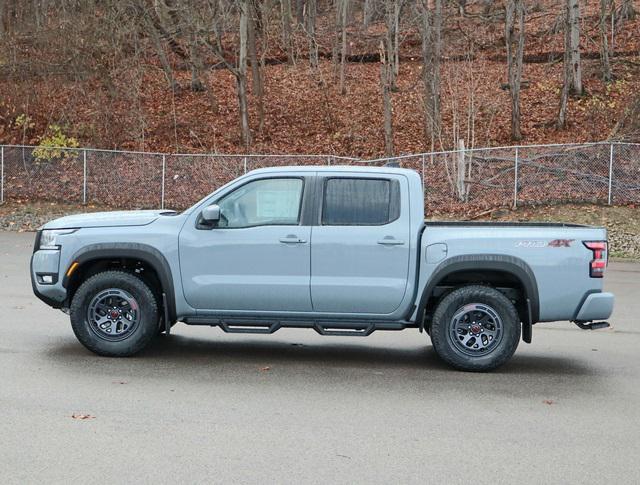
<box><xmin>189</xmin><ymin>32</ymin><xmax>205</xmax><ymax>92</ymax></box>
<box><xmin>363</xmin><ymin>0</ymin><xmax>383</xmax><ymax>28</ymax></box>
<box><xmin>380</xmin><ymin>40</ymin><xmax>394</xmax><ymax>157</ymax></box>
<box><xmin>599</xmin><ymin>0</ymin><xmax>612</xmax><ymax>82</ymax></box>
<box><xmin>505</xmin><ymin>0</ymin><xmax>525</xmax><ymax>141</ymax></box>
<box><xmin>338</xmin><ymin>0</ymin><xmax>349</xmax><ymax>95</ymax></box>
<box><xmin>0</xmin><ymin>2</ymin><xmax>5</xmax><ymax>37</ymax></box>
<box><xmin>557</xmin><ymin>8</ymin><xmax>572</xmax><ymax>129</ymax></box>
<box><xmin>619</xmin><ymin>0</ymin><xmax>636</xmax><ymax>20</ymax></box>
<box><xmin>238</xmin><ymin>1</ymin><xmax>252</xmax><ymax>148</ymax></box>
<box><xmin>295</xmin><ymin>0</ymin><xmax>305</xmax><ymax>24</ymax></box>
<box><xmin>393</xmin><ymin>1</ymin><xmax>401</xmax><ymax>83</ymax></box>
<box><xmin>305</xmin><ymin>0</ymin><xmax>318</xmax><ymax>68</ymax></box>
<box><xmin>34</xmin><ymin>0</ymin><xmax>43</xmax><ymax>29</ymax></box>
<box><xmin>418</xmin><ymin>0</ymin><xmax>442</xmax><ymax>150</ymax></box>
<box><xmin>384</xmin><ymin>0</ymin><xmax>401</xmax><ymax>89</ymax></box>
<box><xmin>248</xmin><ymin>0</ymin><xmax>264</xmax><ymax>132</ymax></box>
<box><xmin>146</xmin><ymin>17</ymin><xmax>178</xmax><ymax>90</ymax></box>
<box><xmin>281</xmin><ymin>0</ymin><xmax>294</xmax><ymax>64</ymax></box>
<box><xmin>567</xmin><ymin>0</ymin><xmax>582</xmax><ymax>95</ymax></box>
<box><xmin>363</xmin><ymin>0</ymin><xmax>373</xmax><ymax>28</ymax></box>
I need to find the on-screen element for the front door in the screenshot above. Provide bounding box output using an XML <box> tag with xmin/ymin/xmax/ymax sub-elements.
<box><xmin>310</xmin><ymin>175</ymin><xmax>411</xmax><ymax>315</ymax></box>
<box><xmin>179</xmin><ymin>176</ymin><xmax>312</xmax><ymax>312</ymax></box>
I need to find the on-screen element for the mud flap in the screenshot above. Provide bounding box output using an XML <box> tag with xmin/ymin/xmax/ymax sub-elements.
<box><xmin>522</xmin><ymin>298</ymin><xmax>533</xmax><ymax>344</ymax></box>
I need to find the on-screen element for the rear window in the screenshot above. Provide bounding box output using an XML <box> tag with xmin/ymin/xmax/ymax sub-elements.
<box><xmin>322</xmin><ymin>178</ymin><xmax>400</xmax><ymax>225</ymax></box>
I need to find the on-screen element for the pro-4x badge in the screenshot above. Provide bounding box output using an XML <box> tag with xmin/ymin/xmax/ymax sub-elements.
<box><xmin>548</xmin><ymin>239</ymin><xmax>575</xmax><ymax>247</ymax></box>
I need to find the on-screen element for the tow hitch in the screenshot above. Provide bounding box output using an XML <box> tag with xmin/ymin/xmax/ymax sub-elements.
<box><xmin>573</xmin><ymin>321</ymin><xmax>610</xmax><ymax>330</ymax></box>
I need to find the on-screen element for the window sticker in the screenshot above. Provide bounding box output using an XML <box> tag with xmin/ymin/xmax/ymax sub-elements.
<box><xmin>256</xmin><ymin>189</ymin><xmax>299</xmax><ymax>219</ymax></box>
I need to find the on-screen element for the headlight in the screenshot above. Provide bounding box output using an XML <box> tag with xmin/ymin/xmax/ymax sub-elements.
<box><xmin>39</xmin><ymin>229</ymin><xmax>78</xmax><ymax>250</ymax></box>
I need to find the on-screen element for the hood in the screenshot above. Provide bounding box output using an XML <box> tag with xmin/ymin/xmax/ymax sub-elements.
<box><xmin>42</xmin><ymin>210</ymin><xmax>177</xmax><ymax>230</ymax></box>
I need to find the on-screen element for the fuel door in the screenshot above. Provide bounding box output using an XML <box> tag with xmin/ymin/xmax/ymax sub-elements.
<box><xmin>425</xmin><ymin>243</ymin><xmax>448</xmax><ymax>264</ymax></box>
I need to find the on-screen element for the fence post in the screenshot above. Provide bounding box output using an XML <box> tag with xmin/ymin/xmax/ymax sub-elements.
<box><xmin>327</xmin><ymin>156</ymin><xmax>332</xmax><ymax>166</ymax></box>
<box><xmin>421</xmin><ymin>154</ymin><xmax>426</xmax><ymax>194</ymax></box>
<box><xmin>161</xmin><ymin>154</ymin><xmax>166</xmax><ymax>210</ymax></box>
<box><xmin>243</xmin><ymin>157</ymin><xmax>247</xmax><ymax>174</ymax></box>
<box><xmin>513</xmin><ymin>147</ymin><xmax>519</xmax><ymax>209</ymax></box>
<box><xmin>82</xmin><ymin>149</ymin><xmax>87</xmax><ymax>205</ymax></box>
<box><xmin>608</xmin><ymin>143</ymin><xmax>614</xmax><ymax>205</ymax></box>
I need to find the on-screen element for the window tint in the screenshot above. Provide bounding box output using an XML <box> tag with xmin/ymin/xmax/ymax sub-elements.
<box><xmin>322</xmin><ymin>178</ymin><xmax>399</xmax><ymax>225</ymax></box>
<box><xmin>217</xmin><ymin>178</ymin><xmax>303</xmax><ymax>228</ymax></box>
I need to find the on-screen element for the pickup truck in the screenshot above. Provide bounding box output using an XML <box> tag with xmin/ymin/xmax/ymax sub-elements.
<box><xmin>31</xmin><ymin>166</ymin><xmax>614</xmax><ymax>371</ymax></box>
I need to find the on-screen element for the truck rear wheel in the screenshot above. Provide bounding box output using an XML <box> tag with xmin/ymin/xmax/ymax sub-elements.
<box><xmin>70</xmin><ymin>271</ymin><xmax>159</xmax><ymax>357</ymax></box>
<box><xmin>429</xmin><ymin>285</ymin><xmax>520</xmax><ymax>372</ymax></box>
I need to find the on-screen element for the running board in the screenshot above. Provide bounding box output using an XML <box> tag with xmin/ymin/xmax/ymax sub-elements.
<box><xmin>184</xmin><ymin>316</ymin><xmax>409</xmax><ymax>336</ymax></box>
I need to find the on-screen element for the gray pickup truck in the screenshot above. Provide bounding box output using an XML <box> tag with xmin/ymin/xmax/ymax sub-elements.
<box><xmin>31</xmin><ymin>166</ymin><xmax>614</xmax><ymax>371</ymax></box>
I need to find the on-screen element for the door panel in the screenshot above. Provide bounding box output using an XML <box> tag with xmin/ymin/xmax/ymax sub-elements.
<box><xmin>311</xmin><ymin>175</ymin><xmax>411</xmax><ymax>314</ymax></box>
<box><xmin>180</xmin><ymin>226</ymin><xmax>312</xmax><ymax>311</ymax></box>
<box><xmin>179</xmin><ymin>176</ymin><xmax>312</xmax><ymax>312</ymax></box>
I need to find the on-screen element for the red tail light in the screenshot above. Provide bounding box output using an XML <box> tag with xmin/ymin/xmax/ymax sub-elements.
<box><xmin>583</xmin><ymin>241</ymin><xmax>608</xmax><ymax>278</ymax></box>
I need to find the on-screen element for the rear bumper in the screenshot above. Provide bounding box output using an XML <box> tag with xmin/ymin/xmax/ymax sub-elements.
<box><xmin>574</xmin><ymin>292</ymin><xmax>614</xmax><ymax>322</ymax></box>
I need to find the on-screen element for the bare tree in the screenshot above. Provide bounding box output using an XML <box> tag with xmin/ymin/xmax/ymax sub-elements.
<box><xmin>558</xmin><ymin>0</ymin><xmax>584</xmax><ymax>127</ymax></box>
<box><xmin>363</xmin><ymin>0</ymin><xmax>383</xmax><ymax>28</ymax></box>
<box><xmin>337</xmin><ymin>0</ymin><xmax>349</xmax><ymax>95</ymax></box>
<box><xmin>379</xmin><ymin>40</ymin><xmax>394</xmax><ymax>157</ymax></box>
<box><xmin>505</xmin><ymin>0</ymin><xmax>525</xmax><ymax>141</ymax></box>
<box><xmin>418</xmin><ymin>0</ymin><xmax>442</xmax><ymax>150</ymax></box>
<box><xmin>384</xmin><ymin>0</ymin><xmax>402</xmax><ymax>89</ymax></box>
<box><xmin>557</xmin><ymin>4</ymin><xmax>571</xmax><ymax>128</ymax></box>
<box><xmin>147</xmin><ymin>21</ymin><xmax>179</xmax><ymax>90</ymax></box>
<box><xmin>305</xmin><ymin>0</ymin><xmax>318</xmax><ymax>68</ymax></box>
<box><xmin>599</xmin><ymin>0</ymin><xmax>612</xmax><ymax>82</ymax></box>
<box><xmin>567</xmin><ymin>0</ymin><xmax>582</xmax><ymax>95</ymax></box>
<box><xmin>295</xmin><ymin>0</ymin><xmax>305</xmax><ymax>24</ymax></box>
<box><xmin>280</xmin><ymin>0</ymin><xmax>294</xmax><ymax>64</ymax></box>
<box><xmin>199</xmin><ymin>0</ymin><xmax>253</xmax><ymax>147</ymax></box>
<box><xmin>237</xmin><ymin>0</ymin><xmax>252</xmax><ymax>147</ymax></box>
<box><xmin>618</xmin><ymin>0</ymin><xmax>636</xmax><ymax>21</ymax></box>
<box><xmin>247</xmin><ymin>0</ymin><xmax>264</xmax><ymax>131</ymax></box>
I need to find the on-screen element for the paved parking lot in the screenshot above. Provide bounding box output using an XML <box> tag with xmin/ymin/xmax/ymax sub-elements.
<box><xmin>1</xmin><ymin>230</ymin><xmax>639</xmax><ymax>484</ymax></box>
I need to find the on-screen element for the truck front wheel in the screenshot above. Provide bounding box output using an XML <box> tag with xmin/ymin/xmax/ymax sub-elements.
<box><xmin>429</xmin><ymin>285</ymin><xmax>520</xmax><ymax>371</ymax></box>
<box><xmin>70</xmin><ymin>271</ymin><xmax>159</xmax><ymax>357</ymax></box>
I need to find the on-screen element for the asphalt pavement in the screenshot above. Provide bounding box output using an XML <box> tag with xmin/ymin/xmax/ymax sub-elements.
<box><xmin>1</xmin><ymin>231</ymin><xmax>639</xmax><ymax>484</ymax></box>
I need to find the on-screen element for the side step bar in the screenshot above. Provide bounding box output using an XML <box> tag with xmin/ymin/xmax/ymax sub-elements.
<box><xmin>184</xmin><ymin>316</ymin><xmax>410</xmax><ymax>336</ymax></box>
<box><xmin>573</xmin><ymin>321</ymin><xmax>610</xmax><ymax>330</ymax></box>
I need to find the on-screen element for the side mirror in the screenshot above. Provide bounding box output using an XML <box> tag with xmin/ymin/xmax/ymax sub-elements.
<box><xmin>201</xmin><ymin>204</ymin><xmax>221</xmax><ymax>223</ymax></box>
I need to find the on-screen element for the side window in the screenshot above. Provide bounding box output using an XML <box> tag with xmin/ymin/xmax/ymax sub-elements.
<box><xmin>322</xmin><ymin>178</ymin><xmax>400</xmax><ymax>225</ymax></box>
<box><xmin>217</xmin><ymin>178</ymin><xmax>303</xmax><ymax>228</ymax></box>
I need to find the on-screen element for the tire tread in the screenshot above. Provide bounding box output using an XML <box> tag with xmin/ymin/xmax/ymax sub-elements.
<box><xmin>430</xmin><ymin>285</ymin><xmax>520</xmax><ymax>372</ymax></box>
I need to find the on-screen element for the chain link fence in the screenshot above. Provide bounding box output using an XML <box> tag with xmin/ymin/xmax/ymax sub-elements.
<box><xmin>0</xmin><ymin>142</ymin><xmax>638</xmax><ymax>214</ymax></box>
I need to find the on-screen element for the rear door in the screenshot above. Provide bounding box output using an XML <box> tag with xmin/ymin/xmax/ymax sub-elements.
<box><xmin>310</xmin><ymin>174</ymin><xmax>411</xmax><ymax>314</ymax></box>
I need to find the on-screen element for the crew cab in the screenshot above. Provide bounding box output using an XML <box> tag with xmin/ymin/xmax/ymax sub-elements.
<box><xmin>31</xmin><ymin>166</ymin><xmax>614</xmax><ymax>371</ymax></box>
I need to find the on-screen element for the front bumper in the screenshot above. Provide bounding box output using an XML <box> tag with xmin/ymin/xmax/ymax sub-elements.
<box><xmin>574</xmin><ymin>292</ymin><xmax>615</xmax><ymax>322</ymax></box>
<box><xmin>31</xmin><ymin>248</ymin><xmax>68</xmax><ymax>309</ymax></box>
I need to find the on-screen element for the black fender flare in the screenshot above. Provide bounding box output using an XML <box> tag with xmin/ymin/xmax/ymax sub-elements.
<box><xmin>417</xmin><ymin>254</ymin><xmax>539</xmax><ymax>340</ymax></box>
<box><xmin>63</xmin><ymin>243</ymin><xmax>177</xmax><ymax>322</ymax></box>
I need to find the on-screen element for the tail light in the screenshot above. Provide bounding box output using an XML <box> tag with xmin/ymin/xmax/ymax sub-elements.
<box><xmin>583</xmin><ymin>241</ymin><xmax>608</xmax><ymax>278</ymax></box>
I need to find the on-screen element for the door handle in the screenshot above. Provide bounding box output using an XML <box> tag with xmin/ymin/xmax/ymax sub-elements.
<box><xmin>279</xmin><ymin>235</ymin><xmax>307</xmax><ymax>244</ymax></box>
<box><xmin>377</xmin><ymin>237</ymin><xmax>405</xmax><ymax>246</ymax></box>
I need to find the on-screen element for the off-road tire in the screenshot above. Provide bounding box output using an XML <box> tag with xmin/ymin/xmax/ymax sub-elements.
<box><xmin>430</xmin><ymin>285</ymin><xmax>520</xmax><ymax>372</ymax></box>
<box><xmin>70</xmin><ymin>271</ymin><xmax>159</xmax><ymax>357</ymax></box>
